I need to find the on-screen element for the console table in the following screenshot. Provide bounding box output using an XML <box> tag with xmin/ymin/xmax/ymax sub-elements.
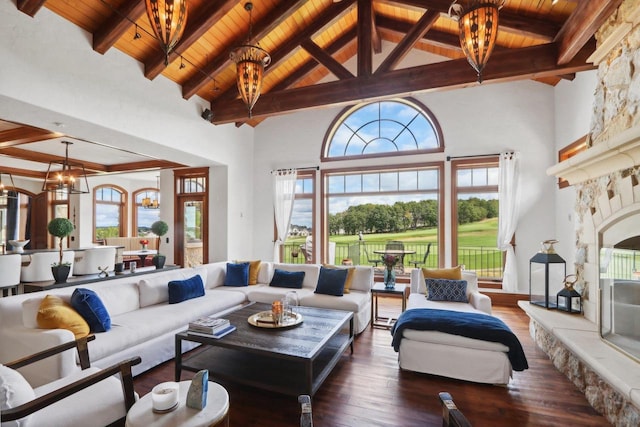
<box><xmin>22</xmin><ymin>265</ymin><xmax>179</xmax><ymax>293</ymax></box>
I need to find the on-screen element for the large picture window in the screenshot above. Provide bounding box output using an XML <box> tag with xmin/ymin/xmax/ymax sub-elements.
<box><xmin>282</xmin><ymin>172</ymin><xmax>316</xmax><ymax>264</ymax></box>
<box><xmin>451</xmin><ymin>158</ymin><xmax>502</xmax><ymax>281</ymax></box>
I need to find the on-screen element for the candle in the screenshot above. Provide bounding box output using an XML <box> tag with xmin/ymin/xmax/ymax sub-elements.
<box><xmin>151</xmin><ymin>382</ymin><xmax>179</xmax><ymax>411</ymax></box>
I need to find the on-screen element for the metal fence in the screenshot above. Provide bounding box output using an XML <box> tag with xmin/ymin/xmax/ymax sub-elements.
<box><xmin>281</xmin><ymin>242</ymin><xmax>504</xmax><ymax>278</ymax></box>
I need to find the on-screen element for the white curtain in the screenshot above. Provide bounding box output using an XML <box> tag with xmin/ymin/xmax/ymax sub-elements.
<box><xmin>272</xmin><ymin>169</ymin><xmax>297</xmax><ymax>262</ymax></box>
<box><xmin>497</xmin><ymin>151</ymin><xmax>520</xmax><ymax>292</ymax></box>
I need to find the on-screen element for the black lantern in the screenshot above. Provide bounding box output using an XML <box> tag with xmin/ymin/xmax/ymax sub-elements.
<box><xmin>529</xmin><ymin>240</ymin><xmax>566</xmax><ymax>309</ymax></box>
<box><xmin>557</xmin><ymin>274</ymin><xmax>582</xmax><ymax>314</ymax></box>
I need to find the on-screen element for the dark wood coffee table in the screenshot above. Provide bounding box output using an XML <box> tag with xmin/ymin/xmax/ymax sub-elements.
<box><xmin>175</xmin><ymin>302</ymin><xmax>354</xmax><ymax>396</ymax></box>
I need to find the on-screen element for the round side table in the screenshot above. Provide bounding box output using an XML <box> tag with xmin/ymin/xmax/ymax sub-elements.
<box><xmin>126</xmin><ymin>380</ymin><xmax>229</xmax><ymax>427</ymax></box>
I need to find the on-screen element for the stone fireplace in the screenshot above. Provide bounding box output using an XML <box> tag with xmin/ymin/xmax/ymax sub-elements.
<box><xmin>524</xmin><ymin>1</ymin><xmax>640</xmax><ymax>424</ymax></box>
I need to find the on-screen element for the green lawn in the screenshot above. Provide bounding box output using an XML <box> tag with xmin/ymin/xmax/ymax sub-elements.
<box><xmin>289</xmin><ymin>217</ymin><xmax>498</xmax><ymax>248</ymax></box>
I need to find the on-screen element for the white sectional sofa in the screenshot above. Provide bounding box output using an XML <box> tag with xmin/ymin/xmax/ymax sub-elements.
<box><xmin>0</xmin><ymin>261</ymin><xmax>373</xmax><ymax>387</ymax></box>
<box><xmin>396</xmin><ymin>268</ymin><xmax>514</xmax><ymax>385</ymax></box>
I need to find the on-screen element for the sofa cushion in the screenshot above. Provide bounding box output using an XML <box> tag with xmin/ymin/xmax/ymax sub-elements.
<box><xmin>314</xmin><ymin>267</ymin><xmax>348</xmax><ymax>296</ymax></box>
<box><xmin>0</xmin><ymin>364</ymin><xmax>36</xmax><ymax>426</ymax></box>
<box><xmin>70</xmin><ymin>288</ymin><xmax>111</xmax><ymax>332</ymax></box>
<box><xmin>93</xmin><ymin>282</ymin><xmax>140</xmax><ymax>316</ymax></box>
<box><xmin>224</xmin><ymin>262</ymin><xmax>250</xmax><ymax>287</ymax></box>
<box><xmin>422</xmin><ymin>266</ymin><xmax>462</xmax><ymax>280</ymax></box>
<box><xmin>138</xmin><ymin>268</ymin><xmax>207</xmax><ymax>307</ymax></box>
<box><xmin>236</xmin><ymin>260</ymin><xmax>261</xmax><ymax>285</ymax></box>
<box><xmin>271</xmin><ymin>263</ymin><xmax>319</xmax><ymax>289</ymax></box>
<box><xmin>22</xmin><ymin>294</ymin><xmax>71</xmax><ymax>329</ymax></box>
<box><xmin>168</xmin><ymin>275</ymin><xmax>205</xmax><ymax>304</ymax></box>
<box><xmin>269</xmin><ymin>269</ymin><xmax>305</xmax><ymax>289</ymax></box>
<box><xmin>347</xmin><ymin>266</ymin><xmax>374</xmax><ymax>293</ymax></box>
<box><xmin>322</xmin><ymin>264</ymin><xmax>355</xmax><ymax>293</ymax></box>
<box><xmin>426</xmin><ymin>278</ymin><xmax>468</xmax><ymax>303</ymax></box>
<box><xmin>37</xmin><ymin>295</ymin><xmax>90</xmax><ymax>339</ymax></box>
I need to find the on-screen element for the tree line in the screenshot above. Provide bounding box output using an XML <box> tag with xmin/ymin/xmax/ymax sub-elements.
<box><xmin>327</xmin><ymin>198</ymin><xmax>498</xmax><ymax>235</ymax></box>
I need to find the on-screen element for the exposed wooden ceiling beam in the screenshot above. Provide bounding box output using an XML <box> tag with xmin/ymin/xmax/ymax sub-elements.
<box><xmin>301</xmin><ymin>40</ymin><xmax>354</xmax><ymax>80</ymax></box>
<box><xmin>554</xmin><ymin>0</ymin><xmax>624</xmax><ymax>65</ymax></box>
<box><xmin>104</xmin><ymin>160</ymin><xmax>185</xmax><ymax>173</ymax></box>
<box><xmin>358</xmin><ymin>0</ymin><xmax>373</xmax><ymax>76</ymax></box>
<box><xmin>375</xmin><ymin>10</ymin><xmax>440</xmax><ymax>74</ymax></box>
<box><xmin>385</xmin><ymin>0</ymin><xmax>560</xmax><ymax>41</ymax></box>
<box><xmin>0</xmin><ymin>147</ymin><xmax>109</xmax><ymax>173</ymax></box>
<box><xmin>212</xmin><ymin>41</ymin><xmax>595</xmax><ymax>124</ymax></box>
<box><xmin>144</xmin><ymin>0</ymin><xmax>238</xmax><ymax>80</ymax></box>
<box><xmin>0</xmin><ymin>129</ymin><xmax>62</xmax><ymax>147</ymax></box>
<box><xmin>93</xmin><ymin>0</ymin><xmax>146</xmax><ymax>55</ymax></box>
<box><xmin>0</xmin><ymin>166</ymin><xmax>46</xmax><ymax>180</ymax></box>
<box><xmin>376</xmin><ymin>15</ymin><xmax>460</xmax><ymax>51</ymax></box>
<box><xmin>270</xmin><ymin>28</ymin><xmax>358</xmax><ymax>93</ymax></box>
<box><xmin>181</xmin><ymin>0</ymin><xmax>314</xmax><ymax>99</ymax></box>
<box><xmin>372</xmin><ymin>10</ymin><xmax>382</xmax><ymax>54</ymax></box>
<box><xmin>17</xmin><ymin>0</ymin><xmax>45</xmax><ymax>17</ymax></box>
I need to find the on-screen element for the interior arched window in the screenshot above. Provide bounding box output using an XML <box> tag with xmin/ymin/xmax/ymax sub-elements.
<box><xmin>322</xmin><ymin>98</ymin><xmax>443</xmax><ymax>160</ymax></box>
<box><xmin>94</xmin><ymin>185</ymin><xmax>127</xmax><ymax>241</ymax></box>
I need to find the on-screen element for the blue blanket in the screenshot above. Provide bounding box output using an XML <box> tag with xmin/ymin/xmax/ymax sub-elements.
<box><xmin>391</xmin><ymin>308</ymin><xmax>528</xmax><ymax>371</ymax></box>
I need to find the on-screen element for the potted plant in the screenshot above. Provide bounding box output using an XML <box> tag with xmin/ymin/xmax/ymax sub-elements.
<box><xmin>151</xmin><ymin>220</ymin><xmax>169</xmax><ymax>269</ymax></box>
<box><xmin>47</xmin><ymin>217</ymin><xmax>74</xmax><ymax>283</ymax></box>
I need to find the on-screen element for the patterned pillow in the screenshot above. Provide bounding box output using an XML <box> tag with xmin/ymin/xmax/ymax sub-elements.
<box><xmin>426</xmin><ymin>278</ymin><xmax>468</xmax><ymax>303</ymax></box>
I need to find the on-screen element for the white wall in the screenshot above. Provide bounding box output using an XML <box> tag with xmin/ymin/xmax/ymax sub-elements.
<box><xmin>0</xmin><ymin>1</ymin><xmax>255</xmax><ymax>263</ymax></box>
<box><xmin>552</xmin><ymin>71</ymin><xmax>598</xmax><ymax>272</ymax></box>
<box><xmin>254</xmin><ymin>80</ymin><xmax>559</xmax><ymax>293</ymax></box>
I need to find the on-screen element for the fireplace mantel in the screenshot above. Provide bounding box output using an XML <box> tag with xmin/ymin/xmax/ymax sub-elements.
<box><xmin>547</xmin><ymin>126</ymin><xmax>640</xmax><ymax>185</ymax></box>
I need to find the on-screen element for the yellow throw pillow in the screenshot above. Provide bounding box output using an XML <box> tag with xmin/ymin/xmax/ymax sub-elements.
<box><xmin>236</xmin><ymin>260</ymin><xmax>262</xmax><ymax>285</ymax></box>
<box><xmin>37</xmin><ymin>295</ymin><xmax>90</xmax><ymax>339</ymax></box>
<box><xmin>322</xmin><ymin>264</ymin><xmax>355</xmax><ymax>293</ymax></box>
<box><xmin>422</xmin><ymin>265</ymin><xmax>463</xmax><ymax>280</ymax></box>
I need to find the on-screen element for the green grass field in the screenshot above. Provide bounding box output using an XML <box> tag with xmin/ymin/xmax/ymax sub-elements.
<box><xmin>288</xmin><ymin>217</ymin><xmax>498</xmax><ymax>248</ymax></box>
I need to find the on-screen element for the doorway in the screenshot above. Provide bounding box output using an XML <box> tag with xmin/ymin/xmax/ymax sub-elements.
<box><xmin>174</xmin><ymin>169</ymin><xmax>208</xmax><ymax>267</ymax></box>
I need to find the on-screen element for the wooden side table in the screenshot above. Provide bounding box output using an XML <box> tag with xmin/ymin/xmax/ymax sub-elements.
<box><xmin>370</xmin><ymin>282</ymin><xmax>407</xmax><ymax>329</ymax></box>
<box><xmin>126</xmin><ymin>380</ymin><xmax>229</xmax><ymax>427</ymax></box>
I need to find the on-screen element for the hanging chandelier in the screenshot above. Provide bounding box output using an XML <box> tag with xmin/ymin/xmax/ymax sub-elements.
<box><xmin>42</xmin><ymin>141</ymin><xmax>90</xmax><ymax>194</ymax></box>
<box><xmin>0</xmin><ymin>171</ymin><xmax>17</xmax><ymax>198</ymax></box>
<box><xmin>145</xmin><ymin>0</ymin><xmax>188</xmax><ymax>65</ymax></box>
<box><xmin>449</xmin><ymin>0</ymin><xmax>505</xmax><ymax>83</ymax></box>
<box><xmin>142</xmin><ymin>176</ymin><xmax>160</xmax><ymax>209</ymax></box>
<box><xmin>229</xmin><ymin>2</ymin><xmax>271</xmax><ymax>118</ymax></box>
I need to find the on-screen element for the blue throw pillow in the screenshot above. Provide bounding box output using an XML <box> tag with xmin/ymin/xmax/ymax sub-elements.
<box><xmin>314</xmin><ymin>267</ymin><xmax>348</xmax><ymax>296</ymax></box>
<box><xmin>70</xmin><ymin>288</ymin><xmax>111</xmax><ymax>332</ymax></box>
<box><xmin>224</xmin><ymin>262</ymin><xmax>250</xmax><ymax>287</ymax></box>
<box><xmin>269</xmin><ymin>269</ymin><xmax>305</xmax><ymax>289</ymax></box>
<box><xmin>426</xmin><ymin>278</ymin><xmax>468</xmax><ymax>303</ymax></box>
<box><xmin>168</xmin><ymin>275</ymin><xmax>205</xmax><ymax>304</ymax></box>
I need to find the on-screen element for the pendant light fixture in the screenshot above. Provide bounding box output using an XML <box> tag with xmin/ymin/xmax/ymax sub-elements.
<box><xmin>42</xmin><ymin>141</ymin><xmax>90</xmax><ymax>194</ymax></box>
<box><xmin>449</xmin><ymin>0</ymin><xmax>505</xmax><ymax>83</ymax></box>
<box><xmin>229</xmin><ymin>2</ymin><xmax>271</xmax><ymax>118</ymax></box>
<box><xmin>142</xmin><ymin>176</ymin><xmax>160</xmax><ymax>209</ymax></box>
<box><xmin>0</xmin><ymin>171</ymin><xmax>17</xmax><ymax>198</ymax></box>
<box><xmin>145</xmin><ymin>0</ymin><xmax>188</xmax><ymax>65</ymax></box>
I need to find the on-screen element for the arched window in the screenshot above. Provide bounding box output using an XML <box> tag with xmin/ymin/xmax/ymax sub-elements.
<box><xmin>322</xmin><ymin>98</ymin><xmax>443</xmax><ymax>160</ymax></box>
<box><xmin>94</xmin><ymin>185</ymin><xmax>127</xmax><ymax>241</ymax></box>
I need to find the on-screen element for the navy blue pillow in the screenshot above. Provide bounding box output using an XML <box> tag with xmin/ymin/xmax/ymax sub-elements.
<box><xmin>314</xmin><ymin>267</ymin><xmax>348</xmax><ymax>296</ymax></box>
<box><xmin>70</xmin><ymin>288</ymin><xmax>111</xmax><ymax>332</ymax></box>
<box><xmin>224</xmin><ymin>262</ymin><xmax>250</xmax><ymax>287</ymax></box>
<box><xmin>426</xmin><ymin>278</ymin><xmax>468</xmax><ymax>303</ymax></box>
<box><xmin>269</xmin><ymin>269</ymin><xmax>305</xmax><ymax>289</ymax></box>
<box><xmin>168</xmin><ymin>275</ymin><xmax>205</xmax><ymax>304</ymax></box>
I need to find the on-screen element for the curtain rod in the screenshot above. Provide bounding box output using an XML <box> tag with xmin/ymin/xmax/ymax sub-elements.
<box><xmin>271</xmin><ymin>166</ymin><xmax>319</xmax><ymax>173</ymax></box>
<box><xmin>446</xmin><ymin>153</ymin><xmax>506</xmax><ymax>161</ymax></box>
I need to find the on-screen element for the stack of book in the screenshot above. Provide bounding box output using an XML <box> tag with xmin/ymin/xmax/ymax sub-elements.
<box><xmin>187</xmin><ymin>316</ymin><xmax>236</xmax><ymax>339</ymax></box>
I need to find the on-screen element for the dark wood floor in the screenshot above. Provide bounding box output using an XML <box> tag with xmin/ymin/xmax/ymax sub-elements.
<box><xmin>134</xmin><ymin>297</ymin><xmax>610</xmax><ymax>426</ymax></box>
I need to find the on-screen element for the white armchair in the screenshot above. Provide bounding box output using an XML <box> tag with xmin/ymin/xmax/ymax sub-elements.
<box><xmin>20</xmin><ymin>251</ymin><xmax>75</xmax><ymax>283</ymax></box>
<box><xmin>0</xmin><ymin>254</ymin><xmax>21</xmax><ymax>296</ymax></box>
<box><xmin>73</xmin><ymin>247</ymin><xmax>116</xmax><ymax>275</ymax></box>
<box><xmin>0</xmin><ymin>336</ymin><xmax>140</xmax><ymax>427</ymax></box>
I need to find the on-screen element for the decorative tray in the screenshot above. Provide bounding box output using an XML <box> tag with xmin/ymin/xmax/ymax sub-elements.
<box><xmin>248</xmin><ymin>311</ymin><xmax>303</xmax><ymax>329</ymax></box>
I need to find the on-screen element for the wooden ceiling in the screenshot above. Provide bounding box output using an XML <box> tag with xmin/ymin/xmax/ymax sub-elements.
<box><xmin>2</xmin><ymin>0</ymin><xmax>622</xmax><ymax>178</ymax></box>
<box><xmin>15</xmin><ymin>0</ymin><xmax>622</xmax><ymax>127</ymax></box>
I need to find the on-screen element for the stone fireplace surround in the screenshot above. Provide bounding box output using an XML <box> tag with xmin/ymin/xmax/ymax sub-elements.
<box><xmin>519</xmin><ymin>2</ymin><xmax>640</xmax><ymax>425</ymax></box>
